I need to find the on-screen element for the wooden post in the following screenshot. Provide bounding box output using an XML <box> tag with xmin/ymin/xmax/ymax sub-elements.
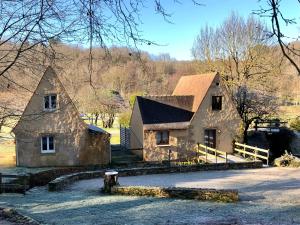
<box><xmin>254</xmin><ymin>149</ymin><xmax>258</xmax><ymax>161</ymax></box>
<box><xmin>215</xmin><ymin>149</ymin><xmax>217</xmax><ymax>163</ymax></box>
<box><xmin>205</xmin><ymin>145</ymin><xmax>208</xmax><ymax>163</ymax></box>
<box><xmin>168</xmin><ymin>149</ymin><xmax>172</xmax><ymax>167</ymax></box>
<box><xmin>243</xmin><ymin>145</ymin><xmax>246</xmax><ymax>158</ymax></box>
<box><xmin>197</xmin><ymin>143</ymin><xmax>200</xmax><ymax>161</ymax></box>
<box><xmin>267</xmin><ymin>149</ymin><xmax>269</xmax><ymax>166</ymax></box>
<box><xmin>225</xmin><ymin>152</ymin><xmax>228</xmax><ymax>164</ymax></box>
<box><xmin>103</xmin><ymin>171</ymin><xmax>119</xmax><ymax>193</ymax></box>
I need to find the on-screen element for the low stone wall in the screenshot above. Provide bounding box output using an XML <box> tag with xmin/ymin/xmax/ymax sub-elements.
<box><xmin>29</xmin><ymin>166</ymin><xmax>106</xmax><ymax>187</ymax></box>
<box><xmin>0</xmin><ymin>208</ymin><xmax>40</xmax><ymax>225</ymax></box>
<box><xmin>48</xmin><ymin>161</ymin><xmax>263</xmax><ymax>191</ymax></box>
<box><xmin>111</xmin><ymin>186</ymin><xmax>238</xmax><ymax>203</ymax></box>
<box><xmin>48</xmin><ymin>171</ymin><xmax>105</xmax><ymax>191</ymax></box>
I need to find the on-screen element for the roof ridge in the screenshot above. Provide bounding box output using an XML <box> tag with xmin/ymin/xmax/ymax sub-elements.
<box><xmin>144</xmin><ymin>95</ymin><xmax>194</xmax><ymax>97</ymax></box>
<box><xmin>137</xmin><ymin>96</ymin><xmax>193</xmax><ymax>113</ymax></box>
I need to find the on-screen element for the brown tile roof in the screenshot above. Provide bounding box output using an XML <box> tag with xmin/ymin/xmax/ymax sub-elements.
<box><xmin>172</xmin><ymin>72</ymin><xmax>218</xmax><ymax>112</ymax></box>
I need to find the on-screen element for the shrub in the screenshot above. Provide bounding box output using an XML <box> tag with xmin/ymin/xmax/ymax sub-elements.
<box><xmin>274</xmin><ymin>151</ymin><xmax>300</xmax><ymax>167</ymax></box>
<box><xmin>119</xmin><ymin>111</ymin><xmax>131</xmax><ymax>127</ymax></box>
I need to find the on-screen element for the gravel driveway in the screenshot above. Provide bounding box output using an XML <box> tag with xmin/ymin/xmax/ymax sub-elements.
<box><xmin>0</xmin><ymin>167</ymin><xmax>299</xmax><ymax>225</ymax></box>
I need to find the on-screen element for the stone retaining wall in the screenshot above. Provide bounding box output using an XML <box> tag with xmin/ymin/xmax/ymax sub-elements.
<box><xmin>0</xmin><ymin>208</ymin><xmax>40</xmax><ymax>225</ymax></box>
<box><xmin>29</xmin><ymin>166</ymin><xmax>104</xmax><ymax>187</ymax></box>
<box><xmin>48</xmin><ymin>161</ymin><xmax>263</xmax><ymax>191</ymax></box>
<box><xmin>111</xmin><ymin>186</ymin><xmax>239</xmax><ymax>203</ymax></box>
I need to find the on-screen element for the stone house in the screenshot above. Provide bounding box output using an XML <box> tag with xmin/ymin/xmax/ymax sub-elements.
<box><xmin>12</xmin><ymin>67</ymin><xmax>111</xmax><ymax>167</ymax></box>
<box><xmin>129</xmin><ymin>72</ymin><xmax>242</xmax><ymax>162</ymax></box>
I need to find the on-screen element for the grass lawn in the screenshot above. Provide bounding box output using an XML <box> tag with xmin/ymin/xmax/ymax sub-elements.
<box><xmin>279</xmin><ymin>105</ymin><xmax>300</xmax><ymax>121</ymax></box>
<box><xmin>83</xmin><ymin>118</ymin><xmax>121</xmax><ymax>145</ymax></box>
<box><xmin>0</xmin><ymin>141</ymin><xmax>16</xmax><ymax>168</ymax></box>
<box><xmin>0</xmin><ymin>123</ymin><xmax>16</xmax><ymax>168</ymax></box>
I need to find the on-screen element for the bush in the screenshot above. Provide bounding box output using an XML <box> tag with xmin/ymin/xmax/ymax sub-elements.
<box><xmin>119</xmin><ymin>111</ymin><xmax>131</xmax><ymax>127</ymax></box>
<box><xmin>274</xmin><ymin>151</ymin><xmax>300</xmax><ymax>167</ymax></box>
<box><xmin>290</xmin><ymin>117</ymin><xmax>300</xmax><ymax>131</ymax></box>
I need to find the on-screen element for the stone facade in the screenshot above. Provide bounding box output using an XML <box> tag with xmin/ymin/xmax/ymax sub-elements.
<box><xmin>130</xmin><ymin>73</ymin><xmax>242</xmax><ymax>162</ymax></box>
<box><xmin>186</xmin><ymin>75</ymin><xmax>242</xmax><ymax>153</ymax></box>
<box><xmin>143</xmin><ymin>129</ymin><xmax>189</xmax><ymax>161</ymax></box>
<box><xmin>12</xmin><ymin>67</ymin><xmax>110</xmax><ymax>167</ymax></box>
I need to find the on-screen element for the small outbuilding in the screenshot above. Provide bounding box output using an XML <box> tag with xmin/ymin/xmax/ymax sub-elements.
<box><xmin>12</xmin><ymin>67</ymin><xmax>111</xmax><ymax>167</ymax></box>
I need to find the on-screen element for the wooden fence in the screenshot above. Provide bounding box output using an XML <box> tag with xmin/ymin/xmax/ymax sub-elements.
<box><xmin>234</xmin><ymin>142</ymin><xmax>269</xmax><ymax>165</ymax></box>
<box><xmin>0</xmin><ymin>173</ymin><xmax>28</xmax><ymax>194</ymax></box>
<box><xmin>197</xmin><ymin>144</ymin><xmax>228</xmax><ymax>164</ymax></box>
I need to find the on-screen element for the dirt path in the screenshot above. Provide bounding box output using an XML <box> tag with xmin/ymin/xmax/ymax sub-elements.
<box><xmin>0</xmin><ymin>167</ymin><xmax>299</xmax><ymax>225</ymax></box>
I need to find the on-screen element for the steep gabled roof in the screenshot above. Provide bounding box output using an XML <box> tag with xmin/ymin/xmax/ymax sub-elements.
<box><xmin>12</xmin><ymin>66</ymin><xmax>87</xmax><ymax>133</ymax></box>
<box><xmin>172</xmin><ymin>72</ymin><xmax>218</xmax><ymax>112</ymax></box>
<box><xmin>144</xmin><ymin>95</ymin><xmax>194</xmax><ymax>112</ymax></box>
<box><xmin>136</xmin><ymin>96</ymin><xmax>194</xmax><ymax>125</ymax></box>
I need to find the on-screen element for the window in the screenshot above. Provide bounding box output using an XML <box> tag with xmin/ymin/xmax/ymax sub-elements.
<box><xmin>41</xmin><ymin>136</ymin><xmax>55</xmax><ymax>153</ymax></box>
<box><xmin>212</xmin><ymin>96</ymin><xmax>222</xmax><ymax>110</ymax></box>
<box><xmin>44</xmin><ymin>95</ymin><xmax>57</xmax><ymax>110</ymax></box>
<box><xmin>204</xmin><ymin>129</ymin><xmax>216</xmax><ymax>148</ymax></box>
<box><xmin>156</xmin><ymin>131</ymin><xmax>169</xmax><ymax>145</ymax></box>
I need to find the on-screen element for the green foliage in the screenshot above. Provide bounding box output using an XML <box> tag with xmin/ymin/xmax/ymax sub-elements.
<box><xmin>290</xmin><ymin>117</ymin><xmax>300</xmax><ymax>131</ymax></box>
<box><xmin>129</xmin><ymin>92</ymin><xmax>144</xmax><ymax>108</ymax></box>
<box><xmin>119</xmin><ymin>111</ymin><xmax>131</xmax><ymax>127</ymax></box>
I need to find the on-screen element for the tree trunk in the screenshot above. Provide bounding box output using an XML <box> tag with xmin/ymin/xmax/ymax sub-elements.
<box><xmin>243</xmin><ymin>123</ymin><xmax>250</xmax><ymax>144</ymax></box>
<box><xmin>107</xmin><ymin>113</ymin><xmax>115</xmax><ymax>128</ymax></box>
<box><xmin>94</xmin><ymin>113</ymin><xmax>99</xmax><ymax>126</ymax></box>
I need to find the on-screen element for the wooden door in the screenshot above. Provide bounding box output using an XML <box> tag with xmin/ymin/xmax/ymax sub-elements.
<box><xmin>204</xmin><ymin>129</ymin><xmax>216</xmax><ymax>148</ymax></box>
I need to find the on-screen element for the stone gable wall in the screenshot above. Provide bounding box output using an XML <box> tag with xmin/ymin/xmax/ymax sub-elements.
<box><xmin>14</xmin><ymin>68</ymin><xmax>110</xmax><ymax>167</ymax></box>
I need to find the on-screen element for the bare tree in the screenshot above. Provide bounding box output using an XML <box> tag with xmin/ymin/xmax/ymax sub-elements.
<box><xmin>235</xmin><ymin>86</ymin><xmax>278</xmax><ymax>143</ymax></box>
<box><xmin>77</xmin><ymin>86</ymin><xmax>125</xmax><ymax>128</ymax></box>
<box><xmin>0</xmin><ymin>0</ymin><xmax>202</xmax><ymax>132</ymax></box>
<box><xmin>192</xmin><ymin>13</ymin><xmax>282</xmax><ymax>142</ymax></box>
<box><xmin>255</xmin><ymin>0</ymin><xmax>300</xmax><ymax>74</ymax></box>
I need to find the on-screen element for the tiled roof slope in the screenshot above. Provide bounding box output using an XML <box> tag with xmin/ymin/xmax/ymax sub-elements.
<box><xmin>136</xmin><ymin>96</ymin><xmax>194</xmax><ymax>124</ymax></box>
<box><xmin>144</xmin><ymin>95</ymin><xmax>194</xmax><ymax>112</ymax></box>
<box><xmin>172</xmin><ymin>72</ymin><xmax>217</xmax><ymax>112</ymax></box>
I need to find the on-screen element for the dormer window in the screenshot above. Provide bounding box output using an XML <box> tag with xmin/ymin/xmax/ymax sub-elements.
<box><xmin>212</xmin><ymin>96</ymin><xmax>222</xmax><ymax>111</ymax></box>
<box><xmin>44</xmin><ymin>94</ymin><xmax>57</xmax><ymax>110</ymax></box>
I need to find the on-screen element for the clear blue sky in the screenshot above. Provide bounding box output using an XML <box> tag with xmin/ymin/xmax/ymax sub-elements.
<box><xmin>136</xmin><ymin>0</ymin><xmax>300</xmax><ymax>60</ymax></box>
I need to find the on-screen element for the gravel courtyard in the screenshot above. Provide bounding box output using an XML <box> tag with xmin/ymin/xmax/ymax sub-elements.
<box><xmin>0</xmin><ymin>167</ymin><xmax>299</xmax><ymax>225</ymax></box>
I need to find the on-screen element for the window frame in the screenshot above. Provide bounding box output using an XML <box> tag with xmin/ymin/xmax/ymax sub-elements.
<box><xmin>43</xmin><ymin>94</ymin><xmax>57</xmax><ymax>111</ymax></box>
<box><xmin>212</xmin><ymin>96</ymin><xmax>222</xmax><ymax>111</ymax></box>
<box><xmin>40</xmin><ymin>136</ymin><xmax>55</xmax><ymax>153</ymax></box>
<box><xmin>155</xmin><ymin>130</ymin><xmax>170</xmax><ymax>146</ymax></box>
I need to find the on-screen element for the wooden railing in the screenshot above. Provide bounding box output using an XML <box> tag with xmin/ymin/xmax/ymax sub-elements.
<box><xmin>0</xmin><ymin>173</ymin><xmax>28</xmax><ymax>194</ymax></box>
<box><xmin>197</xmin><ymin>144</ymin><xmax>228</xmax><ymax>164</ymax></box>
<box><xmin>234</xmin><ymin>142</ymin><xmax>269</xmax><ymax>165</ymax></box>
